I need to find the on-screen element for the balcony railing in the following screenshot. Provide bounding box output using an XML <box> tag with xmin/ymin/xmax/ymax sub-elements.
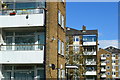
<box><xmin>0</xmin><ymin>8</ymin><xmax>45</xmax><ymax>27</ymax></box>
<box><xmin>0</xmin><ymin>44</ymin><xmax>44</xmax><ymax>51</ymax></box>
<box><xmin>86</xmin><ymin>61</ymin><xmax>96</xmax><ymax>65</ymax></box>
<box><xmin>0</xmin><ymin>8</ymin><xmax>44</xmax><ymax>15</ymax></box>
<box><xmin>101</xmin><ymin>68</ymin><xmax>106</xmax><ymax>72</ymax></box>
<box><xmin>84</xmin><ymin>71</ymin><xmax>96</xmax><ymax>75</ymax></box>
<box><xmin>83</xmin><ymin>51</ymin><xmax>96</xmax><ymax>55</ymax></box>
<box><xmin>101</xmin><ymin>62</ymin><xmax>106</xmax><ymax>66</ymax></box>
<box><xmin>101</xmin><ymin>57</ymin><xmax>106</xmax><ymax>60</ymax></box>
<box><xmin>101</xmin><ymin>74</ymin><xmax>106</xmax><ymax>77</ymax></box>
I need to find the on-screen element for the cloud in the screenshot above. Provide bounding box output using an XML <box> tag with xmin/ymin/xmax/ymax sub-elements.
<box><xmin>99</xmin><ymin>40</ymin><xmax>118</xmax><ymax>49</ymax></box>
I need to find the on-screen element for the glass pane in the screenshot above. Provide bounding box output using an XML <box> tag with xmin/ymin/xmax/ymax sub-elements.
<box><xmin>83</xmin><ymin>36</ymin><xmax>96</xmax><ymax>42</ymax></box>
<box><xmin>37</xmin><ymin>69</ymin><xmax>44</xmax><ymax>80</ymax></box>
<box><xmin>14</xmin><ymin>66</ymin><xmax>34</xmax><ymax>70</ymax></box>
<box><xmin>6</xmin><ymin>2</ymin><xmax>45</xmax><ymax>10</ymax></box>
<box><xmin>6</xmin><ymin>37</ymin><xmax>12</xmax><ymax>50</ymax></box>
<box><xmin>38</xmin><ymin>32</ymin><xmax>45</xmax><ymax>50</ymax></box>
<box><xmin>2</xmin><ymin>72</ymin><xmax>11</xmax><ymax>80</ymax></box>
<box><xmin>15</xmin><ymin>32</ymin><xmax>34</xmax><ymax>36</ymax></box>
<box><xmin>14</xmin><ymin>71</ymin><xmax>34</xmax><ymax>80</ymax></box>
<box><xmin>6</xmin><ymin>32</ymin><xmax>13</xmax><ymax>36</ymax></box>
<box><xmin>3</xmin><ymin>66</ymin><xmax>12</xmax><ymax>70</ymax></box>
<box><xmin>15</xmin><ymin>36</ymin><xmax>35</xmax><ymax>50</ymax></box>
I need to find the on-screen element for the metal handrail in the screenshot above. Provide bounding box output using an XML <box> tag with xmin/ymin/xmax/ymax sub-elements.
<box><xmin>0</xmin><ymin>44</ymin><xmax>44</xmax><ymax>51</ymax></box>
<box><xmin>0</xmin><ymin>8</ymin><xmax>44</xmax><ymax>15</ymax></box>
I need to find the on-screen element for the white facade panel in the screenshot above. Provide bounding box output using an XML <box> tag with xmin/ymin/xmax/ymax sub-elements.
<box><xmin>101</xmin><ymin>57</ymin><xmax>106</xmax><ymax>60</ymax></box>
<box><xmin>0</xmin><ymin>14</ymin><xmax>44</xmax><ymax>28</ymax></box>
<box><xmin>101</xmin><ymin>62</ymin><xmax>106</xmax><ymax>66</ymax></box>
<box><xmin>101</xmin><ymin>68</ymin><xmax>106</xmax><ymax>72</ymax></box>
<box><xmin>0</xmin><ymin>51</ymin><xmax>44</xmax><ymax>64</ymax></box>
<box><xmin>83</xmin><ymin>42</ymin><xmax>96</xmax><ymax>46</ymax></box>
<box><xmin>85</xmin><ymin>71</ymin><xmax>96</xmax><ymax>75</ymax></box>
<box><xmin>101</xmin><ymin>74</ymin><xmax>106</xmax><ymax>77</ymax></box>
<box><xmin>112</xmin><ymin>57</ymin><xmax>116</xmax><ymax>60</ymax></box>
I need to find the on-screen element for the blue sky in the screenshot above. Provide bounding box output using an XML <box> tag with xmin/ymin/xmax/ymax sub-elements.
<box><xmin>66</xmin><ymin>2</ymin><xmax>118</xmax><ymax>48</ymax></box>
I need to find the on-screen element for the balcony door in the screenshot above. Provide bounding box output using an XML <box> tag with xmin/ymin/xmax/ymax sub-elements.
<box><xmin>14</xmin><ymin>71</ymin><xmax>34</xmax><ymax>80</ymax></box>
<box><xmin>5</xmin><ymin>32</ymin><xmax>44</xmax><ymax>51</ymax></box>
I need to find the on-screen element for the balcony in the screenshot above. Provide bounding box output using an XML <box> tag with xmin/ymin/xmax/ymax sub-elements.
<box><xmin>101</xmin><ymin>68</ymin><xmax>106</xmax><ymax>72</ymax></box>
<box><xmin>0</xmin><ymin>9</ymin><xmax>45</xmax><ymax>28</ymax></box>
<box><xmin>83</xmin><ymin>51</ymin><xmax>96</xmax><ymax>55</ymax></box>
<box><xmin>0</xmin><ymin>44</ymin><xmax>44</xmax><ymax>64</ymax></box>
<box><xmin>101</xmin><ymin>57</ymin><xmax>106</xmax><ymax>60</ymax></box>
<box><xmin>101</xmin><ymin>74</ymin><xmax>106</xmax><ymax>78</ymax></box>
<box><xmin>86</xmin><ymin>61</ymin><xmax>96</xmax><ymax>65</ymax></box>
<box><xmin>85</xmin><ymin>71</ymin><xmax>96</xmax><ymax>75</ymax></box>
<box><xmin>83</xmin><ymin>42</ymin><xmax>96</xmax><ymax>46</ymax></box>
<box><xmin>101</xmin><ymin>62</ymin><xmax>106</xmax><ymax>66</ymax></box>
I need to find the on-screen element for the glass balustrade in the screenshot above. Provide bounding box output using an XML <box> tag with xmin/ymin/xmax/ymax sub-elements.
<box><xmin>1</xmin><ymin>44</ymin><xmax>44</xmax><ymax>51</ymax></box>
<box><xmin>0</xmin><ymin>9</ymin><xmax>44</xmax><ymax>15</ymax></box>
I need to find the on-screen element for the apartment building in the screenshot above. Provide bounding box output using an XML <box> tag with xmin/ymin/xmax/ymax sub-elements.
<box><xmin>66</xmin><ymin>26</ymin><xmax>98</xmax><ymax>80</ymax></box>
<box><xmin>0</xmin><ymin>0</ymin><xmax>66</xmax><ymax>80</ymax></box>
<box><xmin>97</xmin><ymin>46</ymin><xmax>120</xmax><ymax>79</ymax></box>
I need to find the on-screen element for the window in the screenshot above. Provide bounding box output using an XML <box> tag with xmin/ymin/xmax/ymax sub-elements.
<box><xmin>119</xmin><ymin>60</ymin><xmax>120</xmax><ymax>63</ymax></box>
<box><xmin>58</xmin><ymin>69</ymin><xmax>61</xmax><ymax>79</ymax></box>
<box><xmin>119</xmin><ymin>71</ymin><xmax>120</xmax><ymax>75</ymax></box>
<box><xmin>106</xmin><ymin>60</ymin><xmax>110</xmax><ymax>63</ymax></box>
<box><xmin>112</xmin><ymin>60</ymin><xmax>116</xmax><ymax>63</ymax></box>
<box><xmin>61</xmin><ymin>0</ymin><xmax>64</xmax><ymax>2</ymax></box>
<box><xmin>58</xmin><ymin>10</ymin><xmax>64</xmax><ymax>29</ymax></box>
<box><xmin>73</xmin><ymin>46</ymin><xmax>80</xmax><ymax>53</ymax></box>
<box><xmin>61</xmin><ymin>42</ymin><xmax>64</xmax><ymax>55</ymax></box>
<box><xmin>112</xmin><ymin>72</ymin><xmax>116</xmax><ymax>75</ymax></box>
<box><xmin>106</xmin><ymin>54</ymin><xmax>110</xmax><ymax>57</ymax></box>
<box><xmin>61</xmin><ymin>15</ymin><xmax>64</xmax><ymax>28</ymax></box>
<box><xmin>83</xmin><ymin>36</ymin><xmax>96</xmax><ymax>42</ymax></box>
<box><xmin>112</xmin><ymin>54</ymin><xmax>116</xmax><ymax>57</ymax></box>
<box><xmin>112</xmin><ymin>66</ymin><xmax>116</xmax><ymax>69</ymax></box>
<box><xmin>74</xmin><ymin>36</ymin><xmax>79</xmax><ymax>42</ymax></box>
<box><xmin>101</xmin><ymin>54</ymin><xmax>106</xmax><ymax>57</ymax></box>
<box><xmin>6</xmin><ymin>2</ymin><xmax>45</xmax><ymax>10</ymax></box>
<box><xmin>61</xmin><ymin>70</ymin><xmax>65</xmax><ymax>78</ymax></box>
<box><xmin>119</xmin><ymin>65</ymin><xmax>120</xmax><ymax>69</ymax></box>
<box><xmin>106</xmin><ymin>72</ymin><xmax>110</xmax><ymax>75</ymax></box>
<box><xmin>106</xmin><ymin>66</ymin><xmax>110</xmax><ymax>70</ymax></box>
<box><xmin>58</xmin><ymin>40</ymin><xmax>64</xmax><ymax>56</ymax></box>
<box><xmin>58</xmin><ymin>39</ymin><xmax>61</xmax><ymax>54</ymax></box>
<box><xmin>5</xmin><ymin>32</ymin><xmax>44</xmax><ymax>51</ymax></box>
<box><xmin>58</xmin><ymin>10</ymin><xmax>61</xmax><ymax>25</ymax></box>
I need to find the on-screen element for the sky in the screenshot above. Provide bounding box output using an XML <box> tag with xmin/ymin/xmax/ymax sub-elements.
<box><xmin>66</xmin><ymin>2</ymin><xmax>118</xmax><ymax>48</ymax></box>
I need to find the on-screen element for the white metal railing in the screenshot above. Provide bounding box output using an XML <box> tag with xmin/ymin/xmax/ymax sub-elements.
<box><xmin>101</xmin><ymin>73</ymin><xmax>106</xmax><ymax>77</ymax></box>
<box><xmin>84</xmin><ymin>51</ymin><xmax>96</xmax><ymax>55</ymax></box>
<box><xmin>101</xmin><ymin>57</ymin><xmax>106</xmax><ymax>60</ymax></box>
<box><xmin>86</xmin><ymin>61</ymin><xmax>96</xmax><ymax>65</ymax></box>
<box><xmin>101</xmin><ymin>61</ymin><xmax>106</xmax><ymax>65</ymax></box>
<box><xmin>101</xmin><ymin>68</ymin><xmax>106</xmax><ymax>71</ymax></box>
<box><xmin>0</xmin><ymin>44</ymin><xmax>44</xmax><ymax>51</ymax></box>
<box><xmin>0</xmin><ymin>8</ymin><xmax>44</xmax><ymax>15</ymax></box>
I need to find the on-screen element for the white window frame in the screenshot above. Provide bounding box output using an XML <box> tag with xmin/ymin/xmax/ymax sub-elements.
<box><xmin>58</xmin><ymin>10</ymin><xmax>61</xmax><ymax>25</ymax></box>
<box><xmin>61</xmin><ymin>70</ymin><xmax>65</xmax><ymax>78</ymax></box>
<box><xmin>58</xmin><ymin>39</ymin><xmax>61</xmax><ymax>54</ymax></box>
<box><xmin>61</xmin><ymin>15</ymin><xmax>64</xmax><ymax>28</ymax></box>
<box><xmin>58</xmin><ymin>69</ymin><xmax>61</xmax><ymax>79</ymax></box>
<box><xmin>112</xmin><ymin>72</ymin><xmax>116</xmax><ymax>75</ymax></box>
<box><xmin>61</xmin><ymin>42</ymin><xmax>64</xmax><ymax>55</ymax></box>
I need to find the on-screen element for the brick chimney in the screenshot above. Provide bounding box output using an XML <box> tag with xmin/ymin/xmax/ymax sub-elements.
<box><xmin>82</xmin><ymin>25</ymin><xmax>86</xmax><ymax>31</ymax></box>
